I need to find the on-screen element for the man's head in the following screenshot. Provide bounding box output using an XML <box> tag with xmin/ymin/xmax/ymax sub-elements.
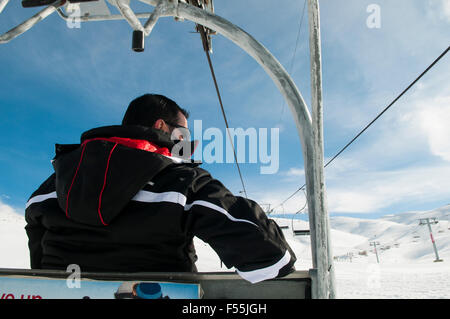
<box><xmin>122</xmin><ymin>94</ymin><xmax>189</xmax><ymax>140</ymax></box>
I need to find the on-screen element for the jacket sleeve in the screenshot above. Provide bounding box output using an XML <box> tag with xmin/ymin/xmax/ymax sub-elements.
<box><xmin>186</xmin><ymin>169</ymin><xmax>297</xmax><ymax>283</ymax></box>
<box><xmin>24</xmin><ymin>212</ymin><xmax>45</xmax><ymax>269</ymax></box>
<box><xmin>24</xmin><ymin>174</ymin><xmax>56</xmax><ymax>269</ymax></box>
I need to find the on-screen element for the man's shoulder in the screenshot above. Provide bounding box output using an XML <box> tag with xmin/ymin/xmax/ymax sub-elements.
<box><xmin>25</xmin><ymin>174</ymin><xmax>58</xmax><ymax>215</ymax></box>
<box><xmin>165</xmin><ymin>162</ymin><xmax>210</xmax><ymax>176</ymax></box>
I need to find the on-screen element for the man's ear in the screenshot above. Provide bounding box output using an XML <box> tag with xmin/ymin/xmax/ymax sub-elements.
<box><xmin>153</xmin><ymin>119</ymin><xmax>164</xmax><ymax>130</ymax></box>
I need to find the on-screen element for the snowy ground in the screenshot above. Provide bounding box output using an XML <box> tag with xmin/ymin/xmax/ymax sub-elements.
<box><xmin>1</xmin><ymin>203</ymin><xmax>450</xmax><ymax>299</ymax></box>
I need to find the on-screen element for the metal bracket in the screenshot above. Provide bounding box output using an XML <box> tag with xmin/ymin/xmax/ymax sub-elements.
<box><xmin>114</xmin><ymin>0</ymin><xmax>145</xmax><ymax>32</ymax></box>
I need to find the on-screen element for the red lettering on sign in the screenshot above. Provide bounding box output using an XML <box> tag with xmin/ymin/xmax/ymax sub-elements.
<box><xmin>0</xmin><ymin>293</ymin><xmax>42</xmax><ymax>299</ymax></box>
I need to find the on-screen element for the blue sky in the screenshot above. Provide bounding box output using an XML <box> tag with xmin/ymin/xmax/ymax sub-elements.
<box><xmin>0</xmin><ymin>0</ymin><xmax>449</xmax><ymax>219</ymax></box>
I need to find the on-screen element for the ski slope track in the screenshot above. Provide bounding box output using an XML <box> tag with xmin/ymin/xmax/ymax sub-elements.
<box><xmin>1</xmin><ymin>203</ymin><xmax>449</xmax><ymax>299</ymax></box>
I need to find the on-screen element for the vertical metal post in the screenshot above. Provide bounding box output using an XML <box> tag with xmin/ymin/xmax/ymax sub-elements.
<box><xmin>306</xmin><ymin>0</ymin><xmax>336</xmax><ymax>299</ymax></box>
<box><xmin>370</xmin><ymin>241</ymin><xmax>380</xmax><ymax>263</ymax></box>
<box><xmin>426</xmin><ymin>220</ymin><xmax>441</xmax><ymax>262</ymax></box>
<box><xmin>419</xmin><ymin>218</ymin><xmax>443</xmax><ymax>262</ymax></box>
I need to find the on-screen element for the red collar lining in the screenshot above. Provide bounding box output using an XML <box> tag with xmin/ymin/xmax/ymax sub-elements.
<box><xmin>82</xmin><ymin>137</ymin><xmax>172</xmax><ymax>157</ymax></box>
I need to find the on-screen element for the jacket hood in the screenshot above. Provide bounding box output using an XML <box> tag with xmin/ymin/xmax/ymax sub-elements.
<box><xmin>52</xmin><ymin>125</ymin><xmax>198</xmax><ymax>227</ymax></box>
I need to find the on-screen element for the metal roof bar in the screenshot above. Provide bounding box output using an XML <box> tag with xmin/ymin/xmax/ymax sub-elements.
<box><xmin>0</xmin><ymin>0</ymin><xmax>64</xmax><ymax>44</ymax></box>
<box><xmin>306</xmin><ymin>0</ymin><xmax>335</xmax><ymax>298</ymax></box>
<box><xmin>0</xmin><ymin>0</ymin><xmax>10</xmax><ymax>14</ymax></box>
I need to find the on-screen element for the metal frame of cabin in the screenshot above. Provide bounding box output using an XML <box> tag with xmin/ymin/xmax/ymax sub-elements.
<box><xmin>0</xmin><ymin>0</ymin><xmax>336</xmax><ymax>298</ymax></box>
<box><xmin>0</xmin><ymin>268</ymin><xmax>312</xmax><ymax>299</ymax></box>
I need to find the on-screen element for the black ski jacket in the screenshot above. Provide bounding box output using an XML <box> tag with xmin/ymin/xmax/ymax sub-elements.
<box><xmin>25</xmin><ymin>125</ymin><xmax>296</xmax><ymax>283</ymax></box>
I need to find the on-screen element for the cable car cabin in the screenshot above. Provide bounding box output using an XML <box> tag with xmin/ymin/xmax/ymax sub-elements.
<box><xmin>0</xmin><ymin>0</ymin><xmax>336</xmax><ymax>298</ymax></box>
<box><xmin>0</xmin><ymin>268</ymin><xmax>312</xmax><ymax>299</ymax></box>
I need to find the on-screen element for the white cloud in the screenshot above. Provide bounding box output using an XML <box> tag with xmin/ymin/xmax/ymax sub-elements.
<box><xmin>324</xmin><ymin>80</ymin><xmax>450</xmax><ymax>213</ymax></box>
<box><xmin>284</xmin><ymin>167</ymin><xmax>305</xmax><ymax>178</ymax></box>
<box><xmin>327</xmin><ymin>164</ymin><xmax>450</xmax><ymax>213</ymax></box>
<box><xmin>314</xmin><ymin>67</ymin><xmax>450</xmax><ymax>214</ymax></box>
<box><xmin>427</xmin><ymin>0</ymin><xmax>450</xmax><ymax>22</ymax></box>
<box><xmin>256</xmin><ymin>82</ymin><xmax>450</xmax><ymax>215</ymax></box>
<box><xmin>444</xmin><ymin>1</ymin><xmax>450</xmax><ymax>21</ymax></box>
<box><xmin>250</xmin><ymin>160</ymin><xmax>450</xmax><ymax>215</ymax></box>
<box><xmin>321</xmin><ymin>0</ymin><xmax>450</xmax><ymax>134</ymax></box>
<box><xmin>0</xmin><ymin>199</ymin><xmax>23</xmax><ymax>222</ymax></box>
<box><xmin>273</xmin><ymin>167</ymin><xmax>306</xmax><ymax>196</ymax></box>
<box><xmin>328</xmin><ymin>190</ymin><xmax>382</xmax><ymax>213</ymax></box>
<box><xmin>414</xmin><ymin>96</ymin><xmax>450</xmax><ymax>162</ymax></box>
<box><xmin>250</xmin><ymin>72</ymin><xmax>450</xmax><ymax>216</ymax></box>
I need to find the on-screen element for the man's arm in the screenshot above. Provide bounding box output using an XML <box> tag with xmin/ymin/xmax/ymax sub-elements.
<box><xmin>186</xmin><ymin>169</ymin><xmax>296</xmax><ymax>283</ymax></box>
<box><xmin>24</xmin><ymin>174</ymin><xmax>56</xmax><ymax>269</ymax></box>
<box><xmin>24</xmin><ymin>213</ymin><xmax>45</xmax><ymax>269</ymax></box>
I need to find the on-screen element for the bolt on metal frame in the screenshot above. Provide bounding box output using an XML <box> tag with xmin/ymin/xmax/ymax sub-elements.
<box><xmin>0</xmin><ymin>0</ymin><xmax>336</xmax><ymax>298</ymax></box>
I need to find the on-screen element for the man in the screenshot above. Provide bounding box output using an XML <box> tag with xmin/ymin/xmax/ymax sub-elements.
<box><xmin>25</xmin><ymin>94</ymin><xmax>296</xmax><ymax>283</ymax></box>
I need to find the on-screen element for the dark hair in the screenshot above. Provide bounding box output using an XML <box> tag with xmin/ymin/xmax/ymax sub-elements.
<box><xmin>122</xmin><ymin>94</ymin><xmax>189</xmax><ymax>128</ymax></box>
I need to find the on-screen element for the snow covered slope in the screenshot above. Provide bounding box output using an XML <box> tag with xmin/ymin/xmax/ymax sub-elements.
<box><xmin>329</xmin><ymin>205</ymin><xmax>450</xmax><ymax>263</ymax></box>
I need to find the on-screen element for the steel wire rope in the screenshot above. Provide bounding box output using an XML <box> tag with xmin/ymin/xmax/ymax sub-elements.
<box><xmin>277</xmin><ymin>0</ymin><xmax>307</xmax><ymax>123</ymax></box>
<box><xmin>192</xmin><ymin>1</ymin><xmax>248</xmax><ymax>199</ymax></box>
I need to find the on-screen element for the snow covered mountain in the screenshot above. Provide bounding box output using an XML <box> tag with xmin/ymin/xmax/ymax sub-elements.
<box><xmin>1</xmin><ymin>202</ymin><xmax>449</xmax><ymax>298</ymax></box>
<box><xmin>329</xmin><ymin>205</ymin><xmax>450</xmax><ymax>262</ymax></box>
